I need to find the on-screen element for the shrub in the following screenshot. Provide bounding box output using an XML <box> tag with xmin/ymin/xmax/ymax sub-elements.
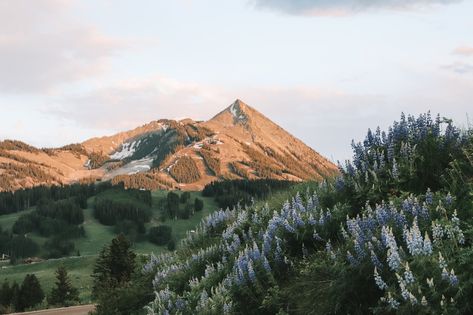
<box><xmin>148</xmin><ymin>226</ymin><xmax>172</xmax><ymax>246</ymax></box>
<box><xmin>194</xmin><ymin>198</ymin><xmax>204</xmax><ymax>212</ymax></box>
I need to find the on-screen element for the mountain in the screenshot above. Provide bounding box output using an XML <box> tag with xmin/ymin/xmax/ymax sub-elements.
<box><xmin>0</xmin><ymin>100</ymin><xmax>337</xmax><ymax>191</ymax></box>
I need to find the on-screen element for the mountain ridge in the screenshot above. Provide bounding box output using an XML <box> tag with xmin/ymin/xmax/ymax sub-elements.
<box><xmin>0</xmin><ymin>100</ymin><xmax>337</xmax><ymax>191</ymax></box>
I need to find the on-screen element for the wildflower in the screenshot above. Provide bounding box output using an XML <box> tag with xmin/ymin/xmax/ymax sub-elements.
<box><xmin>387</xmin><ymin>292</ymin><xmax>400</xmax><ymax>309</ymax></box>
<box><xmin>425</xmin><ymin>188</ymin><xmax>433</xmax><ymax>205</ymax></box>
<box><xmin>445</xmin><ymin>192</ymin><xmax>453</xmax><ymax>206</ymax></box>
<box><xmin>449</xmin><ymin>269</ymin><xmax>458</xmax><ymax>286</ymax></box>
<box><xmin>347</xmin><ymin>250</ymin><xmax>358</xmax><ymax>266</ymax></box>
<box><xmin>370</xmin><ymin>250</ymin><xmax>382</xmax><ymax>269</ymax></box>
<box><xmin>387</xmin><ymin>244</ymin><xmax>401</xmax><ymax>271</ymax></box>
<box><xmin>403</xmin><ymin>263</ymin><xmax>415</xmax><ymax>284</ymax></box>
<box><xmin>392</xmin><ymin>158</ymin><xmax>399</xmax><ymax>179</ymax></box>
<box><xmin>421</xmin><ymin>296</ymin><xmax>428</xmax><ymax>306</ymax></box>
<box><xmin>247</xmin><ymin>260</ymin><xmax>256</xmax><ymax>283</ymax></box>
<box><xmin>262</xmin><ymin>255</ymin><xmax>271</xmax><ymax>273</ymax></box>
<box><xmin>374</xmin><ymin>267</ymin><xmax>388</xmax><ymax>290</ymax></box>
<box><xmin>223</xmin><ymin>302</ymin><xmax>232</xmax><ymax>314</ymax></box>
<box><xmin>441</xmin><ymin>267</ymin><xmax>449</xmax><ymax>281</ymax></box>
<box><xmin>426</xmin><ymin>278</ymin><xmax>434</xmax><ymax>288</ymax></box>
<box><xmin>405</xmin><ymin>217</ymin><xmax>423</xmax><ymax>256</ymax></box>
<box><xmin>423</xmin><ymin>232</ymin><xmax>432</xmax><ymax>255</ymax></box>
<box><xmin>432</xmin><ymin>222</ymin><xmax>444</xmax><ymax>245</ymax></box>
<box><xmin>283</xmin><ymin>219</ymin><xmax>296</xmax><ymax>233</ymax></box>
<box><xmin>438</xmin><ymin>252</ymin><xmax>447</xmax><ymax>269</ymax></box>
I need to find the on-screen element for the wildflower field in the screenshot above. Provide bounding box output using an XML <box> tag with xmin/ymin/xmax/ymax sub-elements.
<box><xmin>142</xmin><ymin>113</ymin><xmax>473</xmax><ymax>314</ymax></box>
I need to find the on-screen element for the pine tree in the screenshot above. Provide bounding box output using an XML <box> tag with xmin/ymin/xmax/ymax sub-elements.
<box><xmin>47</xmin><ymin>265</ymin><xmax>79</xmax><ymax>306</ymax></box>
<box><xmin>92</xmin><ymin>234</ymin><xmax>136</xmax><ymax>298</ymax></box>
<box><xmin>10</xmin><ymin>282</ymin><xmax>20</xmax><ymax>311</ymax></box>
<box><xmin>19</xmin><ymin>274</ymin><xmax>44</xmax><ymax>311</ymax></box>
<box><xmin>0</xmin><ymin>280</ymin><xmax>12</xmax><ymax>310</ymax></box>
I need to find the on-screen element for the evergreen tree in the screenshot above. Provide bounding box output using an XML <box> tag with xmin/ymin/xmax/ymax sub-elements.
<box><xmin>0</xmin><ymin>280</ymin><xmax>11</xmax><ymax>309</ymax></box>
<box><xmin>92</xmin><ymin>234</ymin><xmax>136</xmax><ymax>298</ymax></box>
<box><xmin>180</xmin><ymin>191</ymin><xmax>191</xmax><ymax>203</ymax></box>
<box><xmin>9</xmin><ymin>282</ymin><xmax>20</xmax><ymax>311</ymax></box>
<box><xmin>19</xmin><ymin>274</ymin><xmax>44</xmax><ymax>311</ymax></box>
<box><xmin>166</xmin><ymin>192</ymin><xmax>180</xmax><ymax>219</ymax></box>
<box><xmin>194</xmin><ymin>197</ymin><xmax>204</xmax><ymax>212</ymax></box>
<box><xmin>47</xmin><ymin>265</ymin><xmax>79</xmax><ymax>306</ymax></box>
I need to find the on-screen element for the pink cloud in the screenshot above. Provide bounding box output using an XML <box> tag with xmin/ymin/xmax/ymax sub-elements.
<box><xmin>452</xmin><ymin>46</ymin><xmax>473</xmax><ymax>57</ymax></box>
<box><xmin>0</xmin><ymin>0</ymin><xmax>126</xmax><ymax>93</ymax></box>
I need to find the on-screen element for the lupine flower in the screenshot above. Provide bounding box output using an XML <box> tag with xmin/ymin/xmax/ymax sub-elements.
<box><xmin>449</xmin><ymin>269</ymin><xmax>458</xmax><ymax>286</ymax></box>
<box><xmin>262</xmin><ymin>255</ymin><xmax>271</xmax><ymax>273</ymax></box>
<box><xmin>426</xmin><ymin>277</ymin><xmax>434</xmax><ymax>288</ymax></box>
<box><xmin>387</xmin><ymin>248</ymin><xmax>401</xmax><ymax>271</ymax></box>
<box><xmin>404</xmin><ymin>217</ymin><xmax>423</xmax><ymax>256</ymax></box>
<box><xmin>392</xmin><ymin>158</ymin><xmax>399</xmax><ymax>179</ymax></box>
<box><xmin>247</xmin><ymin>260</ymin><xmax>256</xmax><ymax>283</ymax></box>
<box><xmin>387</xmin><ymin>292</ymin><xmax>400</xmax><ymax>309</ymax></box>
<box><xmin>423</xmin><ymin>232</ymin><xmax>432</xmax><ymax>255</ymax></box>
<box><xmin>425</xmin><ymin>188</ymin><xmax>433</xmax><ymax>205</ymax></box>
<box><xmin>370</xmin><ymin>250</ymin><xmax>382</xmax><ymax>269</ymax></box>
<box><xmin>283</xmin><ymin>219</ymin><xmax>295</xmax><ymax>233</ymax></box>
<box><xmin>374</xmin><ymin>267</ymin><xmax>388</xmax><ymax>290</ymax></box>
<box><xmin>432</xmin><ymin>222</ymin><xmax>444</xmax><ymax>245</ymax></box>
<box><xmin>223</xmin><ymin>302</ymin><xmax>232</xmax><ymax>314</ymax></box>
<box><xmin>441</xmin><ymin>267</ymin><xmax>449</xmax><ymax>281</ymax></box>
<box><xmin>438</xmin><ymin>252</ymin><xmax>447</xmax><ymax>269</ymax></box>
<box><xmin>403</xmin><ymin>263</ymin><xmax>415</xmax><ymax>284</ymax></box>
<box><xmin>347</xmin><ymin>250</ymin><xmax>358</xmax><ymax>266</ymax></box>
<box><xmin>420</xmin><ymin>295</ymin><xmax>427</xmax><ymax>306</ymax></box>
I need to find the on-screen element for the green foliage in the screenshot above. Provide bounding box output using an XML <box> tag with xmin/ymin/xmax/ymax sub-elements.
<box><xmin>194</xmin><ymin>198</ymin><xmax>204</xmax><ymax>212</ymax></box>
<box><xmin>18</xmin><ymin>274</ymin><xmax>44</xmax><ymax>311</ymax></box>
<box><xmin>202</xmin><ymin>179</ymin><xmax>296</xmax><ymax>209</ymax></box>
<box><xmin>47</xmin><ymin>265</ymin><xmax>79</xmax><ymax>307</ymax></box>
<box><xmin>180</xmin><ymin>191</ymin><xmax>191</xmax><ymax>203</ymax></box>
<box><xmin>148</xmin><ymin>225</ymin><xmax>173</xmax><ymax>246</ymax></box>
<box><xmin>94</xmin><ymin>198</ymin><xmax>151</xmax><ymax>226</ymax></box>
<box><xmin>142</xmin><ymin>113</ymin><xmax>473</xmax><ymax>315</ymax></box>
<box><xmin>167</xmin><ymin>191</ymin><xmax>180</xmax><ymax>219</ymax></box>
<box><xmin>92</xmin><ymin>235</ymin><xmax>136</xmax><ymax>299</ymax></box>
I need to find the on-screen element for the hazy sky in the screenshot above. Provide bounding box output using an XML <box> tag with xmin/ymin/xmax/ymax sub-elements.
<box><xmin>1</xmin><ymin>0</ymin><xmax>472</xmax><ymax>161</ymax></box>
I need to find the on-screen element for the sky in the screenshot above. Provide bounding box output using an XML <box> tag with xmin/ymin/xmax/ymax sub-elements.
<box><xmin>1</xmin><ymin>0</ymin><xmax>472</xmax><ymax>161</ymax></box>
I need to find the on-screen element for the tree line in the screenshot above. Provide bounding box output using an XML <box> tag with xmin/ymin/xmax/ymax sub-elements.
<box><xmin>0</xmin><ymin>182</ymin><xmax>111</xmax><ymax>215</ymax></box>
<box><xmin>202</xmin><ymin>179</ymin><xmax>296</xmax><ymax>209</ymax></box>
<box><xmin>0</xmin><ymin>266</ymin><xmax>79</xmax><ymax>314</ymax></box>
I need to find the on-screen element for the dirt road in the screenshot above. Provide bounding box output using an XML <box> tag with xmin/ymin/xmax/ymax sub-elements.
<box><xmin>11</xmin><ymin>305</ymin><xmax>95</xmax><ymax>315</ymax></box>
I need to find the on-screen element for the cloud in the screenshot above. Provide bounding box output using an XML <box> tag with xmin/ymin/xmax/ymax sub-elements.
<box><xmin>45</xmin><ymin>76</ymin><xmax>230</xmax><ymax>130</ymax></box>
<box><xmin>0</xmin><ymin>0</ymin><xmax>125</xmax><ymax>93</ymax></box>
<box><xmin>452</xmin><ymin>46</ymin><xmax>473</xmax><ymax>57</ymax></box>
<box><xmin>250</xmin><ymin>0</ymin><xmax>462</xmax><ymax>16</ymax></box>
<box><xmin>442</xmin><ymin>62</ymin><xmax>473</xmax><ymax>74</ymax></box>
<box><xmin>43</xmin><ymin>75</ymin><xmax>387</xmax><ymax>160</ymax></box>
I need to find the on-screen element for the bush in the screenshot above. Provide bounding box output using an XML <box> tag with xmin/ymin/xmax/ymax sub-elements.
<box><xmin>94</xmin><ymin>198</ymin><xmax>151</xmax><ymax>226</ymax></box>
<box><xmin>166</xmin><ymin>192</ymin><xmax>180</xmax><ymax>219</ymax></box>
<box><xmin>167</xmin><ymin>239</ymin><xmax>176</xmax><ymax>251</ymax></box>
<box><xmin>180</xmin><ymin>192</ymin><xmax>191</xmax><ymax>204</ymax></box>
<box><xmin>194</xmin><ymin>198</ymin><xmax>204</xmax><ymax>212</ymax></box>
<box><xmin>114</xmin><ymin>220</ymin><xmax>145</xmax><ymax>242</ymax></box>
<box><xmin>148</xmin><ymin>226</ymin><xmax>172</xmax><ymax>246</ymax></box>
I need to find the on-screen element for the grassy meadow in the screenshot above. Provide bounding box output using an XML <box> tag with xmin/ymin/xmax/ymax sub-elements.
<box><xmin>0</xmin><ymin>189</ymin><xmax>219</xmax><ymax>303</ymax></box>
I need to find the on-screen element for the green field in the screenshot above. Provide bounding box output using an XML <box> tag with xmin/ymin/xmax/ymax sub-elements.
<box><xmin>0</xmin><ymin>189</ymin><xmax>219</xmax><ymax>304</ymax></box>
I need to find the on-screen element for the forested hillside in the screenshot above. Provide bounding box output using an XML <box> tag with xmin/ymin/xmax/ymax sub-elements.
<box><xmin>138</xmin><ymin>113</ymin><xmax>473</xmax><ymax>315</ymax></box>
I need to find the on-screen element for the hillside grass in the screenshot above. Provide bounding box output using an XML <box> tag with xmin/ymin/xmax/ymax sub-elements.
<box><xmin>0</xmin><ymin>189</ymin><xmax>220</xmax><ymax>305</ymax></box>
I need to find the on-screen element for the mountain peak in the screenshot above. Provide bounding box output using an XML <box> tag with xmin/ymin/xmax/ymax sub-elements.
<box><xmin>0</xmin><ymin>99</ymin><xmax>338</xmax><ymax>192</ymax></box>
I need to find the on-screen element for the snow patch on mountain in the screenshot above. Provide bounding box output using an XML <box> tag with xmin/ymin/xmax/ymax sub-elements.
<box><xmin>110</xmin><ymin>140</ymin><xmax>141</xmax><ymax>160</ymax></box>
